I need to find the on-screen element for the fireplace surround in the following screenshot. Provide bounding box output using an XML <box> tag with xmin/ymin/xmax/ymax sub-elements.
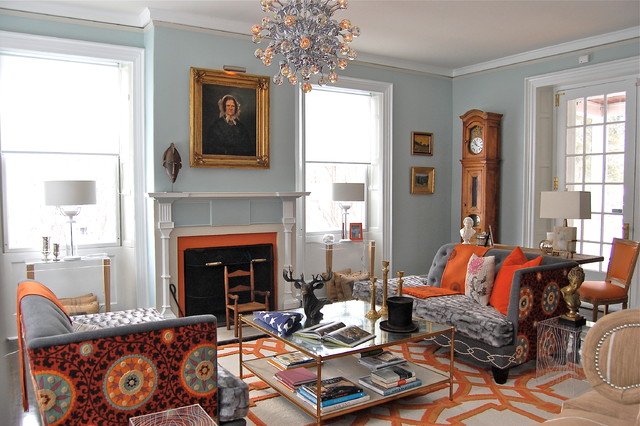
<box><xmin>149</xmin><ymin>192</ymin><xmax>308</xmax><ymax>317</ymax></box>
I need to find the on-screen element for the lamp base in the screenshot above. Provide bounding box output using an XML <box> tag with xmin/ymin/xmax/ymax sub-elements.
<box><xmin>553</xmin><ymin>226</ymin><xmax>577</xmax><ymax>252</ymax></box>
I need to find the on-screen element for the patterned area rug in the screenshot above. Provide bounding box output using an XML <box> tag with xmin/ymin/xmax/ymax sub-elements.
<box><xmin>217</xmin><ymin>338</ymin><xmax>590</xmax><ymax>425</ymax></box>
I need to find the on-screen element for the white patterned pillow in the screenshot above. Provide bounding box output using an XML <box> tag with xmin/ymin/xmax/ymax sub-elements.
<box><xmin>465</xmin><ymin>254</ymin><xmax>495</xmax><ymax>305</ymax></box>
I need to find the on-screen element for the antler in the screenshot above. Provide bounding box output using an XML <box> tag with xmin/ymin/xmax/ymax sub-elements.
<box><xmin>310</xmin><ymin>272</ymin><xmax>332</xmax><ymax>285</ymax></box>
<box><xmin>283</xmin><ymin>268</ymin><xmax>305</xmax><ymax>283</ymax></box>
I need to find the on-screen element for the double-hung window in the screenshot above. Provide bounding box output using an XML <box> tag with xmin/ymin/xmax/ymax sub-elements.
<box><xmin>0</xmin><ymin>53</ymin><xmax>127</xmax><ymax>252</ymax></box>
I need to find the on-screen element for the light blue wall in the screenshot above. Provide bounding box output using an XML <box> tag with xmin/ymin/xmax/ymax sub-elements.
<box><xmin>149</xmin><ymin>24</ymin><xmax>453</xmax><ymax>275</ymax></box>
<box><xmin>451</xmin><ymin>41</ymin><xmax>640</xmax><ymax>245</ymax></box>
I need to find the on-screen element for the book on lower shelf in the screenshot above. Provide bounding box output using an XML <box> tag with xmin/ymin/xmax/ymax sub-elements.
<box><xmin>295</xmin><ymin>389</ymin><xmax>371</xmax><ymax>413</ymax></box>
<box><xmin>273</xmin><ymin>367</ymin><xmax>317</xmax><ymax>390</ymax></box>
<box><xmin>358</xmin><ymin>349</ymin><xmax>406</xmax><ymax>370</ymax></box>
<box><xmin>269</xmin><ymin>351</ymin><xmax>315</xmax><ymax>369</ymax></box>
<box><xmin>358</xmin><ymin>375</ymin><xmax>423</xmax><ymax>396</ymax></box>
<box><xmin>294</xmin><ymin>321</ymin><xmax>375</xmax><ymax>347</ymax></box>
<box><xmin>299</xmin><ymin>376</ymin><xmax>364</xmax><ymax>402</ymax></box>
<box><xmin>297</xmin><ymin>386</ymin><xmax>367</xmax><ymax>408</ymax></box>
<box><xmin>370</xmin><ymin>364</ymin><xmax>416</xmax><ymax>384</ymax></box>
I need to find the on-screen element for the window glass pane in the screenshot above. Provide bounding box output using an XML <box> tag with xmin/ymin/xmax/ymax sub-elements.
<box><xmin>565</xmin><ymin>128</ymin><xmax>581</xmax><ymax>155</ymax></box>
<box><xmin>606</xmin><ymin>123</ymin><xmax>625</xmax><ymax>152</ymax></box>
<box><xmin>0</xmin><ymin>55</ymin><xmax>120</xmax><ymax>154</ymax></box>
<box><xmin>606</xmin><ymin>92</ymin><xmax>625</xmax><ymax>122</ymax></box>
<box><xmin>584</xmin><ymin>155</ymin><xmax>603</xmax><ymax>183</ymax></box>
<box><xmin>605</xmin><ymin>154</ymin><xmax>624</xmax><ymax>183</ymax></box>
<box><xmin>305</xmin><ymin>89</ymin><xmax>373</xmax><ymax>163</ymax></box>
<box><xmin>566</xmin><ymin>156</ymin><xmax>582</xmax><ymax>183</ymax></box>
<box><xmin>305</xmin><ymin>163</ymin><xmax>367</xmax><ymax>233</ymax></box>
<box><xmin>602</xmin><ymin>214</ymin><xmax>623</xmax><ymax>242</ymax></box>
<box><xmin>585</xmin><ymin>124</ymin><xmax>603</xmax><ymax>154</ymax></box>
<box><xmin>582</xmin><ymin>214</ymin><xmax>602</xmax><ymax>242</ymax></box>
<box><xmin>566</xmin><ymin>97</ymin><xmax>584</xmax><ymax>126</ymax></box>
<box><xmin>583</xmin><ymin>184</ymin><xmax>602</xmax><ymax>214</ymax></box>
<box><xmin>2</xmin><ymin>153</ymin><xmax>119</xmax><ymax>250</ymax></box>
<box><xmin>586</xmin><ymin>95</ymin><xmax>604</xmax><ymax>124</ymax></box>
<box><xmin>603</xmin><ymin>184</ymin><xmax>623</xmax><ymax>214</ymax></box>
<box><xmin>581</xmin><ymin>242</ymin><xmax>604</xmax><ymax>273</ymax></box>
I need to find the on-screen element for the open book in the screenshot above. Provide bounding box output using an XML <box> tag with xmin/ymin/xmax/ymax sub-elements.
<box><xmin>294</xmin><ymin>321</ymin><xmax>375</xmax><ymax>347</ymax></box>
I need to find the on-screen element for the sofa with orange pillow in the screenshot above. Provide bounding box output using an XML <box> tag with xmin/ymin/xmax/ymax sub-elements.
<box><xmin>353</xmin><ymin>243</ymin><xmax>579</xmax><ymax>383</ymax></box>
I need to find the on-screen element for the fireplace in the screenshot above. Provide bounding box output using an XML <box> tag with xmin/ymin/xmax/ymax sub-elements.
<box><xmin>183</xmin><ymin>243</ymin><xmax>274</xmax><ymax>322</ymax></box>
<box><xmin>177</xmin><ymin>232</ymin><xmax>278</xmax><ymax>320</ymax></box>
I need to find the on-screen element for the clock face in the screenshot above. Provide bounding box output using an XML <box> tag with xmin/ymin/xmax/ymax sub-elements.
<box><xmin>470</xmin><ymin>137</ymin><xmax>483</xmax><ymax>154</ymax></box>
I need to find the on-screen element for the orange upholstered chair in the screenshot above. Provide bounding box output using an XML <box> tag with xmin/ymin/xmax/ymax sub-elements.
<box><xmin>579</xmin><ymin>238</ymin><xmax>640</xmax><ymax>321</ymax></box>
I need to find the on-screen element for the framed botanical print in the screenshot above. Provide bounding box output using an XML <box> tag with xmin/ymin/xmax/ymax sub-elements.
<box><xmin>411</xmin><ymin>131</ymin><xmax>433</xmax><ymax>156</ymax></box>
<box><xmin>411</xmin><ymin>167</ymin><xmax>435</xmax><ymax>194</ymax></box>
<box><xmin>190</xmin><ymin>67</ymin><xmax>270</xmax><ymax>168</ymax></box>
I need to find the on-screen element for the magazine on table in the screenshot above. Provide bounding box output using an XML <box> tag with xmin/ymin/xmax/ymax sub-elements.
<box><xmin>299</xmin><ymin>376</ymin><xmax>364</xmax><ymax>402</ymax></box>
<box><xmin>358</xmin><ymin>375</ymin><xmax>423</xmax><ymax>396</ymax></box>
<box><xmin>294</xmin><ymin>321</ymin><xmax>375</xmax><ymax>348</ymax></box>
<box><xmin>358</xmin><ymin>350</ymin><xmax>406</xmax><ymax>370</ymax></box>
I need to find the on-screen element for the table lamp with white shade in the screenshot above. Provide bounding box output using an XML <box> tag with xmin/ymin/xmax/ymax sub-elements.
<box><xmin>540</xmin><ymin>190</ymin><xmax>591</xmax><ymax>253</ymax></box>
<box><xmin>332</xmin><ymin>183</ymin><xmax>365</xmax><ymax>242</ymax></box>
<box><xmin>45</xmin><ymin>180</ymin><xmax>96</xmax><ymax>260</ymax></box>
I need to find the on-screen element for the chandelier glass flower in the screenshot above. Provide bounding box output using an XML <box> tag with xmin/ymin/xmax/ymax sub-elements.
<box><xmin>252</xmin><ymin>0</ymin><xmax>360</xmax><ymax>93</ymax></box>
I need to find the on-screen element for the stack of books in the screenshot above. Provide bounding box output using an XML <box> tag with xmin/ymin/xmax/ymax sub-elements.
<box><xmin>268</xmin><ymin>351</ymin><xmax>315</xmax><ymax>370</ymax></box>
<box><xmin>358</xmin><ymin>364</ymin><xmax>422</xmax><ymax>396</ymax></box>
<box><xmin>296</xmin><ymin>376</ymin><xmax>370</xmax><ymax>413</ymax></box>
<box><xmin>358</xmin><ymin>349</ymin><xmax>406</xmax><ymax>370</ymax></box>
<box><xmin>273</xmin><ymin>367</ymin><xmax>317</xmax><ymax>392</ymax></box>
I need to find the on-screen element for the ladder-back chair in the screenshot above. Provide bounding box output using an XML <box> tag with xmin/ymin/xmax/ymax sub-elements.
<box><xmin>224</xmin><ymin>263</ymin><xmax>270</xmax><ymax>337</ymax></box>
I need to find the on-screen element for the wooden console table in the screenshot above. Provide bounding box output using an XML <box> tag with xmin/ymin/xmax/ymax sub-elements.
<box><xmin>492</xmin><ymin>244</ymin><xmax>604</xmax><ymax>265</ymax></box>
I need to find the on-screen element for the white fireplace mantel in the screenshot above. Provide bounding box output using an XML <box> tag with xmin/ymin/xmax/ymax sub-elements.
<box><xmin>148</xmin><ymin>191</ymin><xmax>309</xmax><ymax>315</ymax></box>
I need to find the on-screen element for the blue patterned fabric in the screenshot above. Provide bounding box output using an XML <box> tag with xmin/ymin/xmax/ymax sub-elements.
<box><xmin>253</xmin><ymin>311</ymin><xmax>302</xmax><ymax>335</ymax></box>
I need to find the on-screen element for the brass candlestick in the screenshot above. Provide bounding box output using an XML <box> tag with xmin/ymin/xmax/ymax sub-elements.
<box><xmin>379</xmin><ymin>261</ymin><xmax>390</xmax><ymax>316</ymax></box>
<box><xmin>42</xmin><ymin>237</ymin><xmax>51</xmax><ymax>261</ymax></box>
<box><xmin>52</xmin><ymin>243</ymin><xmax>60</xmax><ymax>261</ymax></box>
<box><xmin>397</xmin><ymin>271</ymin><xmax>405</xmax><ymax>296</ymax></box>
<box><xmin>365</xmin><ymin>276</ymin><xmax>381</xmax><ymax>320</ymax></box>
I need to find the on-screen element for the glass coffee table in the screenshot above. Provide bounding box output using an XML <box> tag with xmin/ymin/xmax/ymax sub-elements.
<box><xmin>239</xmin><ymin>300</ymin><xmax>454</xmax><ymax>424</ymax></box>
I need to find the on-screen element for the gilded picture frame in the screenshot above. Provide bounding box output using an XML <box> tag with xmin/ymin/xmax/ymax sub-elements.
<box><xmin>190</xmin><ymin>67</ymin><xmax>270</xmax><ymax>168</ymax></box>
<box><xmin>411</xmin><ymin>167</ymin><xmax>435</xmax><ymax>194</ymax></box>
<box><xmin>411</xmin><ymin>131</ymin><xmax>433</xmax><ymax>156</ymax></box>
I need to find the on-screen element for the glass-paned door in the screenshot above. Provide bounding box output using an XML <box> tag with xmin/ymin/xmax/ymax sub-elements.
<box><xmin>556</xmin><ymin>79</ymin><xmax>637</xmax><ymax>276</ymax></box>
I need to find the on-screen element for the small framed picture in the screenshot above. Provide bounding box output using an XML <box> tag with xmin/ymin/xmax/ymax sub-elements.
<box><xmin>349</xmin><ymin>223</ymin><xmax>363</xmax><ymax>241</ymax></box>
<box><xmin>411</xmin><ymin>131</ymin><xmax>433</xmax><ymax>156</ymax></box>
<box><xmin>411</xmin><ymin>167</ymin><xmax>435</xmax><ymax>194</ymax></box>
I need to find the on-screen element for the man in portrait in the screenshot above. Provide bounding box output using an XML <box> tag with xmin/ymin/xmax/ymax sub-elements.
<box><xmin>203</xmin><ymin>94</ymin><xmax>255</xmax><ymax>156</ymax></box>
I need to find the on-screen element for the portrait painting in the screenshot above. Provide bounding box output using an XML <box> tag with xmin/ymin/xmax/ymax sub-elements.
<box><xmin>190</xmin><ymin>68</ymin><xmax>270</xmax><ymax>168</ymax></box>
<box><xmin>411</xmin><ymin>131</ymin><xmax>433</xmax><ymax>156</ymax></box>
<box><xmin>411</xmin><ymin>167</ymin><xmax>435</xmax><ymax>194</ymax></box>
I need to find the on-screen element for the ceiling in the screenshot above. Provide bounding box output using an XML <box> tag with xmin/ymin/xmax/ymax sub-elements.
<box><xmin>1</xmin><ymin>0</ymin><xmax>638</xmax><ymax>76</ymax></box>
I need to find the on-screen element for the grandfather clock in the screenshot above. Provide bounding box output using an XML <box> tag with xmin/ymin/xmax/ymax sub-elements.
<box><xmin>460</xmin><ymin>109</ymin><xmax>502</xmax><ymax>243</ymax></box>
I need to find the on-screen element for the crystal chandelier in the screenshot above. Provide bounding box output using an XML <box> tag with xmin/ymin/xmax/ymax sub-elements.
<box><xmin>252</xmin><ymin>0</ymin><xmax>360</xmax><ymax>93</ymax></box>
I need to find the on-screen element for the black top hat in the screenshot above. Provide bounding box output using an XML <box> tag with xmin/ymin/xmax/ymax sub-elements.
<box><xmin>379</xmin><ymin>296</ymin><xmax>418</xmax><ymax>333</ymax></box>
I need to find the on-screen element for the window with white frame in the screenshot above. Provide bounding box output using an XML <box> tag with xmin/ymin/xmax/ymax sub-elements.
<box><xmin>0</xmin><ymin>53</ymin><xmax>128</xmax><ymax>252</ymax></box>
<box><xmin>304</xmin><ymin>87</ymin><xmax>377</xmax><ymax>234</ymax></box>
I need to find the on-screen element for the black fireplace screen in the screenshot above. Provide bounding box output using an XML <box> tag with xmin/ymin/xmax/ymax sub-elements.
<box><xmin>183</xmin><ymin>244</ymin><xmax>274</xmax><ymax>324</ymax></box>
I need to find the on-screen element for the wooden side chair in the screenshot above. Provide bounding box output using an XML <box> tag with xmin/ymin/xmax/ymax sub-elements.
<box><xmin>224</xmin><ymin>263</ymin><xmax>270</xmax><ymax>337</ymax></box>
<box><xmin>579</xmin><ymin>238</ymin><xmax>640</xmax><ymax>321</ymax></box>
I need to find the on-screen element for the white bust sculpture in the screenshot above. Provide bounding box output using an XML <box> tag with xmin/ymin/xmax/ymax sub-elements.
<box><xmin>460</xmin><ymin>216</ymin><xmax>476</xmax><ymax>244</ymax></box>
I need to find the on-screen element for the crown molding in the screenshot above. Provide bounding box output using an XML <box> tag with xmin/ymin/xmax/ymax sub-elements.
<box><xmin>452</xmin><ymin>26</ymin><xmax>640</xmax><ymax>77</ymax></box>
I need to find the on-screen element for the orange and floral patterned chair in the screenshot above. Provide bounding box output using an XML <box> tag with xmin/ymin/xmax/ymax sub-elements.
<box><xmin>17</xmin><ymin>280</ymin><xmax>247</xmax><ymax>425</ymax></box>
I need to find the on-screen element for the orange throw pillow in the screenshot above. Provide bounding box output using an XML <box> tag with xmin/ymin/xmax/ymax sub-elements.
<box><xmin>489</xmin><ymin>248</ymin><xmax>543</xmax><ymax>315</ymax></box>
<box><xmin>440</xmin><ymin>244</ymin><xmax>491</xmax><ymax>292</ymax></box>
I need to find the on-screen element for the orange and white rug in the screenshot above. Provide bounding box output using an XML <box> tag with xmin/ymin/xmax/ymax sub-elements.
<box><xmin>217</xmin><ymin>338</ymin><xmax>590</xmax><ymax>425</ymax></box>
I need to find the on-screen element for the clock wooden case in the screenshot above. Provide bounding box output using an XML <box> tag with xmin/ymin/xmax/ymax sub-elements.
<box><xmin>460</xmin><ymin>109</ymin><xmax>502</xmax><ymax>243</ymax></box>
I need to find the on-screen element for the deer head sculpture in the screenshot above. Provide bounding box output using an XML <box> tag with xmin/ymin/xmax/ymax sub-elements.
<box><xmin>283</xmin><ymin>268</ymin><xmax>332</xmax><ymax>326</ymax></box>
